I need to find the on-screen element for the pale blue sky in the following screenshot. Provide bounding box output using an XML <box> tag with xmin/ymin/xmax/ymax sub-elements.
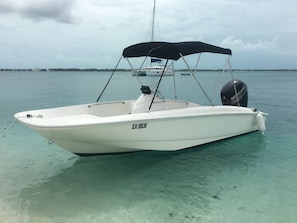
<box><xmin>0</xmin><ymin>0</ymin><xmax>296</xmax><ymax>69</ymax></box>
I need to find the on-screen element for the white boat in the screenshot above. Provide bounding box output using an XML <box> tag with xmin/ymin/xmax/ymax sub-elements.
<box><xmin>145</xmin><ymin>65</ymin><xmax>173</xmax><ymax>76</ymax></box>
<box><xmin>15</xmin><ymin>41</ymin><xmax>268</xmax><ymax>156</ymax></box>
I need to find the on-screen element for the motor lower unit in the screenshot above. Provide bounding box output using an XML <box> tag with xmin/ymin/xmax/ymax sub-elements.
<box><xmin>221</xmin><ymin>80</ymin><xmax>248</xmax><ymax>107</ymax></box>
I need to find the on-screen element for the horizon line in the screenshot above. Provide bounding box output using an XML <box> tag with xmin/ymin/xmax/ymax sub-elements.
<box><xmin>1</xmin><ymin>68</ymin><xmax>297</xmax><ymax>72</ymax></box>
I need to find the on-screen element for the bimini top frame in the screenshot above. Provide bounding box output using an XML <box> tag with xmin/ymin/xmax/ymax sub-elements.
<box><xmin>97</xmin><ymin>41</ymin><xmax>233</xmax><ymax>108</ymax></box>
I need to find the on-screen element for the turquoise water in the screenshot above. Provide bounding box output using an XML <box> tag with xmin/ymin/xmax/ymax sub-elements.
<box><xmin>0</xmin><ymin>70</ymin><xmax>296</xmax><ymax>222</ymax></box>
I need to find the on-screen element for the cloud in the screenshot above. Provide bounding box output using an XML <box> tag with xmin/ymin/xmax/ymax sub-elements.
<box><xmin>221</xmin><ymin>36</ymin><xmax>279</xmax><ymax>52</ymax></box>
<box><xmin>0</xmin><ymin>0</ymin><xmax>296</xmax><ymax>69</ymax></box>
<box><xmin>0</xmin><ymin>0</ymin><xmax>77</xmax><ymax>23</ymax></box>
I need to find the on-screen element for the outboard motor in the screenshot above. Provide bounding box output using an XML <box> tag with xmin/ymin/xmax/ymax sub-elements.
<box><xmin>221</xmin><ymin>80</ymin><xmax>248</xmax><ymax>107</ymax></box>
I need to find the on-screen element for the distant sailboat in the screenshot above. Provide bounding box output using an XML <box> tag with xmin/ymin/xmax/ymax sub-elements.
<box><xmin>133</xmin><ymin>0</ymin><xmax>174</xmax><ymax>76</ymax></box>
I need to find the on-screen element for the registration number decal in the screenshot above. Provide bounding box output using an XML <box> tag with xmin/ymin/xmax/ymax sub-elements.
<box><xmin>132</xmin><ymin>123</ymin><xmax>147</xmax><ymax>130</ymax></box>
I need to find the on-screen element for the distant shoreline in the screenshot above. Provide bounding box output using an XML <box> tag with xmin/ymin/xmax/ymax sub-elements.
<box><xmin>0</xmin><ymin>68</ymin><xmax>123</xmax><ymax>72</ymax></box>
<box><xmin>1</xmin><ymin>68</ymin><xmax>297</xmax><ymax>72</ymax></box>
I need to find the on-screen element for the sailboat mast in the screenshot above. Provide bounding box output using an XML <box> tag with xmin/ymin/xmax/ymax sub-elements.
<box><xmin>151</xmin><ymin>0</ymin><xmax>156</xmax><ymax>41</ymax></box>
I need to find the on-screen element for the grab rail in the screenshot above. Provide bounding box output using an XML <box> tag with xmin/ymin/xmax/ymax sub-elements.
<box><xmin>88</xmin><ymin>101</ymin><xmax>126</xmax><ymax>108</ymax></box>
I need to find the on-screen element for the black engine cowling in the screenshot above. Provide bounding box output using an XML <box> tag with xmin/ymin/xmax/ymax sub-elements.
<box><xmin>221</xmin><ymin>80</ymin><xmax>248</xmax><ymax>107</ymax></box>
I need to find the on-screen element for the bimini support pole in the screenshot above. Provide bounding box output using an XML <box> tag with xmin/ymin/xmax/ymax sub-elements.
<box><xmin>210</xmin><ymin>55</ymin><xmax>230</xmax><ymax>101</ymax></box>
<box><xmin>193</xmin><ymin>53</ymin><xmax>201</xmax><ymax>74</ymax></box>
<box><xmin>96</xmin><ymin>55</ymin><xmax>122</xmax><ymax>102</ymax></box>
<box><xmin>126</xmin><ymin>57</ymin><xmax>147</xmax><ymax>86</ymax></box>
<box><xmin>228</xmin><ymin>56</ymin><xmax>240</xmax><ymax>106</ymax></box>
<box><xmin>148</xmin><ymin>59</ymin><xmax>169</xmax><ymax>111</ymax></box>
<box><xmin>180</xmin><ymin>53</ymin><xmax>214</xmax><ymax>106</ymax></box>
<box><xmin>172</xmin><ymin>63</ymin><xmax>177</xmax><ymax>99</ymax></box>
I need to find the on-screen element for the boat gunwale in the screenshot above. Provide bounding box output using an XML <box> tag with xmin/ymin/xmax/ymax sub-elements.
<box><xmin>15</xmin><ymin>105</ymin><xmax>262</xmax><ymax>130</ymax></box>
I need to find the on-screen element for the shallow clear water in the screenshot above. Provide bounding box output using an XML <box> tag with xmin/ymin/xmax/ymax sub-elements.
<box><xmin>0</xmin><ymin>70</ymin><xmax>296</xmax><ymax>222</ymax></box>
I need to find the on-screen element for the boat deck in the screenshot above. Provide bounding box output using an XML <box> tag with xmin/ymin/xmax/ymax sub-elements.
<box><xmin>15</xmin><ymin>99</ymin><xmax>202</xmax><ymax>128</ymax></box>
<box><xmin>88</xmin><ymin>100</ymin><xmax>200</xmax><ymax>117</ymax></box>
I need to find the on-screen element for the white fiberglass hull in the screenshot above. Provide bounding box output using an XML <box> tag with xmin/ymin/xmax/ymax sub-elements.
<box><xmin>15</xmin><ymin>100</ymin><xmax>267</xmax><ymax>156</ymax></box>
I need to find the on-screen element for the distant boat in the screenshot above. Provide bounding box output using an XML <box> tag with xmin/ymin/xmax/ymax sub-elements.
<box><xmin>181</xmin><ymin>73</ymin><xmax>190</xmax><ymax>76</ymax></box>
<box><xmin>145</xmin><ymin>65</ymin><xmax>174</xmax><ymax>76</ymax></box>
<box><xmin>132</xmin><ymin>69</ymin><xmax>146</xmax><ymax>76</ymax></box>
<box><xmin>132</xmin><ymin>0</ymin><xmax>173</xmax><ymax>76</ymax></box>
